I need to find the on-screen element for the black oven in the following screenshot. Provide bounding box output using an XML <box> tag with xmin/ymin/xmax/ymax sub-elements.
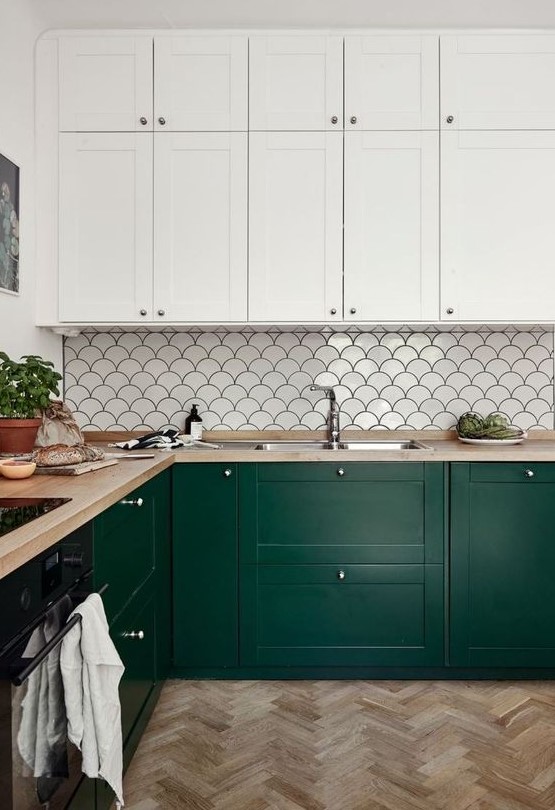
<box><xmin>0</xmin><ymin>521</ymin><xmax>95</xmax><ymax>809</ymax></box>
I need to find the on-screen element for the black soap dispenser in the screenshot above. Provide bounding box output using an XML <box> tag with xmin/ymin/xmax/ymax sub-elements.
<box><xmin>185</xmin><ymin>403</ymin><xmax>203</xmax><ymax>440</ymax></box>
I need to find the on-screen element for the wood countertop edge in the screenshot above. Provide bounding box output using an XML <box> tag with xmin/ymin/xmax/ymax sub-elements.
<box><xmin>0</xmin><ymin>454</ymin><xmax>173</xmax><ymax>581</ymax></box>
<box><xmin>3</xmin><ymin>430</ymin><xmax>555</xmax><ymax>579</ymax></box>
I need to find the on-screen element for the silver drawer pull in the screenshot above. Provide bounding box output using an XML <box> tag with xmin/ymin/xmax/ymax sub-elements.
<box><xmin>223</xmin><ymin>468</ymin><xmax>232</xmax><ymax>477</ymax></box>
<box><xmin>121</xmin><ymin>497</ymin><xmax>144</xmax><ymax>507</ymax></box>
<box><xmin>122</xmin><ymin>630</ymin><xmax>144</xmax><ymax>640</ymax></box>
<box><xmin>337</xmin><ymin>468</ymin><xmax>345</xmax><ymax>477</ymax></box>
<box><xmin>337</xmin><ymin>570</ymin><xmax>346</xmax><ymax>581</ymax></box>
<box><xmin>524</xmin><ymin>469</ymin><xmax>535</xmax><ymax>478</ymax></box>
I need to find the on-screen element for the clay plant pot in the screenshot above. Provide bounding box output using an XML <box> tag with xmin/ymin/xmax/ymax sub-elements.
<box><xmin>0</xmin><ymin>418</ymin><xmax>42</xmax><ymax>454</ymax></box>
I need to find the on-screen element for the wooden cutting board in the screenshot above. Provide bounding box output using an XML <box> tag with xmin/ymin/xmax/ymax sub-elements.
<box><xmin>34</xmin><ymin>459</ymin><xmax>119</xmax><ymax>475</ymax></box>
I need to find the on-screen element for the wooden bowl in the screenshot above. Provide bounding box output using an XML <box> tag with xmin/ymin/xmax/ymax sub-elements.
<box><xmin>0</xmin><ymin>459</ymin><xmax>37</xmax><ymax>479</ymax></box>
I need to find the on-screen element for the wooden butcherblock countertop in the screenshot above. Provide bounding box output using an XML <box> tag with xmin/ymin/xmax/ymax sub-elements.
<box><xmin>2</xmin><ymin>429</ymin><xmax>555</xmax><ymax>580</ymax></box>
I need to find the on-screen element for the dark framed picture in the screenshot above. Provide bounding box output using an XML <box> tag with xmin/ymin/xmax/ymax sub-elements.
<box><xmin>0</xmin><ymin>152</ymin><xmax>20</xmax><ymax>295</ymax></box>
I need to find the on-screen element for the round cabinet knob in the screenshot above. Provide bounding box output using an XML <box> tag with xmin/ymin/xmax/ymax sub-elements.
<box><xmin>330</xmin><ymin>307</ymin><xmax>337</xmax><ymax>315</ymax></box>
<box><xmin>524</xmin><ymin>469</ymin><xmax>535</xmax><ymax>478</ymax></box>
<box><xmin>337</xmin><ymin>570</ymin><xmax>346</xmax><ymax>581</ymax></box>
<box><xmin>446</xmin><ymin>115</ymin><xmax>454</xmax><ymax>124</ymax></box>
<box><xmin>337</xmin><ymin>468</ymin><xmax>345</xmax><ymax>477</ymax></box>
<box><xmin>350</xmin><ymin>116</ymin><xmax>357</xmax><ymax>125</ymax></box>
<box><xmin>157</xmin><ymin>309</ymin><xmax>166</xmax><ymax>316</ymax></box>
<box><xmin>446</xmin><ymin>307</ymin><xmax>454</xmax><ymax>315</ymax></box>
<box><xmin>139</xmin><ymin>308</ymin><xmax>147</xmax><ymax>316</ymax></box>
<box><xmin>223</xmin><ymin>468</ymin><xmax>232</xmax><ymax>478</ymax></box>
<box><xmin>158</xmin><ymin>117</ymin><xmax>166</xmax><ymax>126</ymax></box>
<box><xmin>139</xmin><ymin>117</ymin><xmax>148</xmax><ymax>126</ymax></box>
<box><xmin>121</xmin><ymin>497</ymin><xmax>144</xmax><ymax>507</ymax></box>
<box><xmin>350</xmin><ymin>307</ymin><xmax>357</xmax><ymax>315</ymax></box>
<box><xmin>331</xmin><ymin>115</ymin><xmax>338</xmax><ymax>124</ymax></box>
<box><xmin>122</xmin><ymin>630</ymin><xmax>145</xmax><ymax>640</ymax></box>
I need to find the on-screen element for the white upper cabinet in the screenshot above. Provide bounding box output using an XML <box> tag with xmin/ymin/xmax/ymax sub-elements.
<box><xmin>249</xmin><ymin>35</ymin><xmax>343</xmax><ymax>130</ymax></box>
<box><xmin>154</xmin><ymin>36</ymin><xmax>247</xmax><ymax>131</ymax></box>
<box><xmin>344</xmin><ymin>131</ymin><xmax>439</xmax><ymax>322</ymax></box>
<box><xmin>441</xmin><ymin>35</ymin><xmax>555</xmax><ymax>129</ymax></box>
<box><xmin>59</xmin><ymin>133</ymin><xmax>153</xmax><ymax>321</ymax></box>
<box><xmin>59</xmin><ymin>37</ymin><xmax>153</xmax><ymax>131</ymax></box>
<box><xmin>154</xmin><ymin>133</ymin><xmax>247</xmax><ymax>321</ymax></box>
<box><xmin>345</xmin><ymin>35</ymin><xmax>439</xmax><ymax>130</ymax></box>
<box><xmin>249</xmin><ymin>132</ymin><xmax>343</xmax><ymax>321</ymax></box>
<box><xmin>441</xmin><ymin>131</ymin><xmax>555</xmax><ymax>322</ymax></box>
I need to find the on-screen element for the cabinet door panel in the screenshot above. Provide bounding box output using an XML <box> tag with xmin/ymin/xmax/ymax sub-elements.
<box><xmin>344</xmin><ymin>131</ymin><xmax>439</xmax><ymax>321</ymax></box>
<box><xmin>59</xmin><ymin>133</ymin><xmax>152</xmax><ymax>321</ymax></box>
<box><xmin>240</xmin><ymin>564</ymin><xmax>443</xmax><ymax>666</ymax></box>
<box><xmin>441</xmin><ymin>35</ymin><xmax>555</xmax><ymax>130</ymax></box>
<box><xmin>442</xmin><ymin>130</ymin><xmax>555</xmax><ymax>322</ymax></box>
<box><xmin>345</xmin><ymin>35</ymin><xmax>439</xmax><ymax>130</ymax></box>
<box><xmin>59</xmin><ymin>36</ymin><xmax>153</xmax><ymax>131</ymax></box>
<box><xmin>154</xmin><ymin>35</ymin><xmax>247</xmax><ymax>131</ymax></box>
<box><xmin>451</xmin><ymin>463</ymin><xmax>555</xmax><ymax>667</ymax></box>
<box><xmin>249</xmin><ymin>35</ymin><xmax>343</xmax><ymax>130</ymax></box>
<box><xmin>154</xmin><ymin>132</ymin><xmax>247</xmax><ymax>321</ymax></box>
<box><xmin>249</xmin><ymin>131</ymin><xmax>343</xmax><ymax>322</ymax></box>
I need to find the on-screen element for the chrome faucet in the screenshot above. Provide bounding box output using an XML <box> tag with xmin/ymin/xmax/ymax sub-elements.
<box><xmin>310</xmin><ymin>385</ymin><xmax>340</xmax><ymax>448</ymax></box>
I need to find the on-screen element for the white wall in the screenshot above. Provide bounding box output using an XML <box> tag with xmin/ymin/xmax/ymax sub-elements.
<box><xmin>0</xmin><ymin>0</ymin><xmax>61</xmax><ymax>367</ymax></box>
<box><xmin>30</xmin><ymin>0</ymin><xmax>555</xmax><ymax>30</ymax></box>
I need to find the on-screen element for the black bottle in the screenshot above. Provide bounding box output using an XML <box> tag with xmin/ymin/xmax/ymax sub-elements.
<box><xmin>185</xmin><ymin>403</ymin><xmax>203</xmax><ymax>439</ymax></box>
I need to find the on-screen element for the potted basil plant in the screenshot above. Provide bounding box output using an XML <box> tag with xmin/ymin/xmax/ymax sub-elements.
<box><xmin>0</xmin><ymin>352</ymin><xmax>62</xmax><ymax>453</ymax></box>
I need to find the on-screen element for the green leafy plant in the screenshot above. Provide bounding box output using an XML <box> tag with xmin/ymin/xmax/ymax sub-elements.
<box><xmin>0</xmin><ymin>352</ymin><xmax>62</xmax><ymax>419</ymax></box>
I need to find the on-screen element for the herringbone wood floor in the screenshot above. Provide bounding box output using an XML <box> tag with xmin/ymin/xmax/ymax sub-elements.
<box><xmin>122</xmin><ymin>680</ymin><xmax>555</xmax><ymax>810</ymax></box>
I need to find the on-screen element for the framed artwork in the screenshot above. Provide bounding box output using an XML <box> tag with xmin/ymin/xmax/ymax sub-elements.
<box><xmin>0</xmin><ymin>152</ymin><xmax>20</xmax><ymax>295</ymax></box>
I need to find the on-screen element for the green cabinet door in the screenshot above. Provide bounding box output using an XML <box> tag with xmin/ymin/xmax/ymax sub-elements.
<box><xmin>240</xmin><ymin>462</ymin><xmax>445</xmax><ymax>667</ymax></box>
<box><xmin>173</xmin><ymin>464</ymin><xmax>239</xmax><ymax>668</ymax></box>
<box><xmin>451</xmin><ymin>462</ymin><xmax>555</xmax><ymax>667</ymax></box>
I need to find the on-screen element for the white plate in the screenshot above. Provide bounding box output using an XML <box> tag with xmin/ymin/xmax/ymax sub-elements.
<box><xmin>458</xmin><ymin>434</ymin><xmax>527</xmax><ymax>446</ymax></box>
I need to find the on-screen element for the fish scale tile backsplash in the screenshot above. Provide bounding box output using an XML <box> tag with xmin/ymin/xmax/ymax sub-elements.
<box><xmin>63</xmin><ymin>327</ymin><xmax>554</xmax><ymax>432</ymax></box>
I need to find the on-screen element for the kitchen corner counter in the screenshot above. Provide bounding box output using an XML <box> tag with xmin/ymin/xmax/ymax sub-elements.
<box><xmin>0</xmin><ymin>453</ymin><xmax>173</xmax><ymax>580</ymax></box>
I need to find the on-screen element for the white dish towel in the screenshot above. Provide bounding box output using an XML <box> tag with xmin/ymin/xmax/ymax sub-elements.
<box><xmin>60</xmin><ymin>593</ymin><xmax>125</xmax><ymax>806</ymax></box>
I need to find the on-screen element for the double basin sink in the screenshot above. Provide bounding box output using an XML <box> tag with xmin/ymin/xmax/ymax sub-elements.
<box><xmin>214</xmin><ymin>439</ymin><xmax>432</xmax><ymax>452</ymax></box>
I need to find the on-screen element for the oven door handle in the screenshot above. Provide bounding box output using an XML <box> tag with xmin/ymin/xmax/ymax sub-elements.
<box><xmin>12</xmin><ymin>583</ymin><xmax>109</xmax><ymax>687</ymax></box>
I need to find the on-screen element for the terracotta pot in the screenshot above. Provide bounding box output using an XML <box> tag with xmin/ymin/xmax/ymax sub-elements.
<box><xmin>0</xmin><ymin>418</ymin><xmax>42</xmax><ymax>454</ymax></box>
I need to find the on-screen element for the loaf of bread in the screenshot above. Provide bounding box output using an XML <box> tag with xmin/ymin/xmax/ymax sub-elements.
<box><xmin>33</xmin><ymin>443</ymin><xmax>105</xmax><ymax>467</ymax></box>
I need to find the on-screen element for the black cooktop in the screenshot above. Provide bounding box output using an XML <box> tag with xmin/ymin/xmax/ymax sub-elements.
<box><xmin>0</xmin><ymin>497</ymin><xmax>72</xmax><ymax>538</ymax></box>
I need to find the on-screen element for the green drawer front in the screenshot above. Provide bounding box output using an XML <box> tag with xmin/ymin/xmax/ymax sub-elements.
<box><xmin>112</xmin><ymin>585</ymin><xmax>156</xmax><ymax>744</ymax></box>
<box><xmin>94</xmin><ymin>480</ymin><xmax>157</xmax><ymax>623</ymax></box>
<box><xmin>469</xmin><ymin>462</ymin><xmax>555</xmax><ymax>483</ymax></box>
<box><xmin>258</xmin><ymin>462</ymin><xmax>424</xmax><ymax>482</ymax></box>
<box><xmin>240</xmin><ymin>564</ymin><xmax>443</xmax><ymax>667</ymax></box>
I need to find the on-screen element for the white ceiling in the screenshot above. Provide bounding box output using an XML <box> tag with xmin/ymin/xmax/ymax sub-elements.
<box><xmin>29</xmin><ymin>0</ymin><xmax>555</xmax><ymax>31</ymax></box>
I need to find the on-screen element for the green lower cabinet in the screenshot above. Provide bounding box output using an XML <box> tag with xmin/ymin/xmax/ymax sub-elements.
<box><xmin>451</xmin><ymin>462</ymin><xmax>555</xmax><ymax>667</ymax></box>
<box><xmin>240</xmin><ymin>563</ymin><xmax>444</xmax><ymax>666</ymax></box>
<box><xmin>173</xmin><ymin>464</ymin><xmax>238</xmax><ymax>668</ymax></box>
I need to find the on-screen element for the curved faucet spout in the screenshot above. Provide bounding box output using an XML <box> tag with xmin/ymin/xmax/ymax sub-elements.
<box><xmin>310</xmin><ymin>384</ymin><xmax>340</xmax><ymax>446</ymax></box>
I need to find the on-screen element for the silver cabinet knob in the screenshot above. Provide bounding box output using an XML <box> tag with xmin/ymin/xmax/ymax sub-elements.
<box><xmin>139</xmin><ymin>117</ymin><xmax>148</xmax><ymax>125</ymax></box>
<box><xmin>157</xmin><ymin>309</ymin><xmax>166</xmax><ymax>316</ymax></box>
<box><xmin>337</xmin><ymin>468</ymin><xmax>345</xmax><ymax>477</ymax></box>
<box><xmin>330</xmin><ymin>307</ymin><xmax>337</xmax><ymax>315</ymax></box>
<box><xmin>122</xmin><ymin>630</ymin><xmax>144</xmax><ymax>640</ymax></box>
<box><xmin>331</xmin><ymin>115</ymin><xmax>338</xmax><ymax>124</ymax></box>
<box><xmin>350</xmin><ymin>116</ymin><xmax>357</xmax><ymax>124</ymax></box>
<box><xmin>337</xmin><ymin>570</ymin><xmax>346</xmax><ymax>581</ymax></box>
<box><xmin>446</xmin><ymin>115</ymin><xmax>454</xmax><ymax>124</ymax></box>
<box><xmin>223</xmin><ymin>468</ymin><xmax>232</xmax><ymax>477</ymax></box>
<box><xmin>139</xmin><ymin>308</ymin><xmax>147</xmax><ymax>316</ymax></box>
<box><xmin>446</xmin><ymin>307</ymin><xmax>454</xmax><ymax>315</ymax></box>
<box><xmin>350</xmin><ymin>307</ymin><xmax>357</xmax><ymax>315</ymax></box>
<box><xmin>121</xmin><ymin>497</ymin><xmax>144</xmax><ymax>507</ymax></box>
<box><xmin>524</xmin><ymin>469</ymin><xmax>535</xmax><ymax>478</ymax></box>
<box><xmin>158</xmin><ymin>117</ymin><xmax>166</xmax><ymax>125</ymax></box>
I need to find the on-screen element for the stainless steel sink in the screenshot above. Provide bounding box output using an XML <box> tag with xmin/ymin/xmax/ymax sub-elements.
<box><xmin>254</xmin><ymin>440</ymin><xmax>431</xmax><ymax>451</ymax></box>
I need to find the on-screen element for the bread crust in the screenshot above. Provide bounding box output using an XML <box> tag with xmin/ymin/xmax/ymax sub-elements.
<box><xmin>33</xmin><ymin>443</ymin><xmax>105</xmax><ymax>467</ymax></box>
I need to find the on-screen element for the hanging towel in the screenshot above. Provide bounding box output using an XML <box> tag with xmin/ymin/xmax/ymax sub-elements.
<box><xmin>109</xmin><ymin>428</ymin><xmax>185</xmax><ymax>451</ymax></box>
<box><xmin>17</xmin><ymin>595</ymin><xmax>72</xmax><ymax>781</ymax></box>
<box><xmin>60</xmin><ymin>593</ymin><xmax>125</xmax><ymax>806</ymax></box>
